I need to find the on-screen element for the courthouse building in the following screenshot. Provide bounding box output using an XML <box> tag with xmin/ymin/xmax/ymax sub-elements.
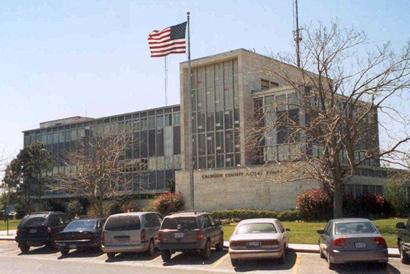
<box><xmin>23</xmin><ymin>49</ymin><xmax>393</xmax><ymax>210</ymax></box>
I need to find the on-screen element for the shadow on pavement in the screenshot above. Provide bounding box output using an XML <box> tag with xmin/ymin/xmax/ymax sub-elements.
<box><xmin>18</xmin><ymin>246</ymin><xmax>59</xmax><ymax>256</ymax></box>
<box><xmin>163</xmin><ymin>250</ymin><xmax>227</xmax><ymax>266</ymax></box>
<box><xmin>105</xmin><ymin>251</ymin><xmax>159</xmax><ymax>263</ymax></box>
<box><xmin>333</xmin><ymin>262</ymin><xmax>401</xmax><ymax>274</ymax></box>
<box><xmin>58</xmin><ymin>248</ymin><xmax>103</xmax><ymax>260</ymax></box>
<box><xmin>233</xmin><ymin>250</ymin><xmax>297</xmax><ymax>272</ymax></box>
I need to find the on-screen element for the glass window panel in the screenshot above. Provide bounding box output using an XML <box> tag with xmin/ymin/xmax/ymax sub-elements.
<box><xmin>207</xmin><ymin>157</ymin><xmax>215</xmax><ymax>169</ymax></box>
<box><xmin>225</xmin><ymin>110</ymin><xmax>233</xmax><ymax>129</ymax></box>
<box><xmin>207</xmin><ymin>133</ymin><xmax>214</xmax><ymax>154</ymax></box>
<box><xmin>216</xmin><ymin>131</ymin><xmax>224</xmax><ymax>152</ymax></box>
<box><xmin>207</xmin><ymin>113</ymin><xmax>214</xmax><ymax>132</ymax></box>
<box><xmin>156</xmin><ymin>129</ymin><xmax>164</xmax><ymax>156</ymax></box>
<box><xmin>198</xmin><ymin>133</ymin><xmax>206</xmax><ymax>155</ymax></box>
<box><xmin>225</xmin><ymin>130</ymin><xmax>234</xmax><ymax>153</ymax></box>
<box><xmin>216</xmin><ymin>154</ymin><xmax>224</xmax><ymax>168</ymax></box>
<box><xmin>148</xmin><ymin>130</ymin><xmax>156</xmax><ymax>156</ymax></box>
<box><xmin>173</xmin><ymin>126</ymin><xmax>181</xmax><ymax>154</ymax></box>
<box><xmin>157</xmin><ymin>171</ymin><xmax>165</xmax><ymax>190</ymax></box>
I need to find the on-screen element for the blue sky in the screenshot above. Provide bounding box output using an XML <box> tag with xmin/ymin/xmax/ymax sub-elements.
<box><xmin>0</xmin><ymin>0</ymin><xmax>409</xmax><ymax>167</ymax></box>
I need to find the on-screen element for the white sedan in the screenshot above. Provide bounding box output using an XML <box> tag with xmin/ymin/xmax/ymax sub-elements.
<box><xmin>228</xmin><ymin>218</ymin><xmax>289</xmax><ymax>266</ymax></box>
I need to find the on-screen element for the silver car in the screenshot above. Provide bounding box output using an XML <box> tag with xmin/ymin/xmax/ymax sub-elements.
<box><xmin>101</xmin><ymin>212</ymin><xmax>162</xmax><ymax>259</ymax></box>
<box><xmin>228</xmin><ymin>218</ymin><xmax>289</xmax><ymax>266</ymax></box>
<box><xmin>318</xmin><ymin>218</ymin><xmax>388</xmax><ymax>269</ymax></box>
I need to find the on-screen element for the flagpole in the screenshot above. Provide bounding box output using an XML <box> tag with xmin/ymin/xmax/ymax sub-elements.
<box><xmin>164</xmin><ymin>56</ymin><xmax>168</xmax><ymax>106</ymax></box>
<box><xmin>186</xmin><ymin>11</ymin><xmax>195</xmax><ymax>210</ymax></box>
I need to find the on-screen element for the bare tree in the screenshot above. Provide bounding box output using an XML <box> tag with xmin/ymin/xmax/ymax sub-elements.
<box><xmin>48</xmin><ymin>132</ymin><xmax>141</xmax><ymax>217</ymax></box>
<box><xmin>248</xmin><ymin>23</ymin><xmax>410</xmax><ymax>218</ymax></box>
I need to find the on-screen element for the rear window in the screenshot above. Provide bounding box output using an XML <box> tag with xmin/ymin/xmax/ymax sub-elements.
<box><xmin>236</xmin><ymin>223</ymin><xmax>277</xmax><ymax>234</ymax></box>
<box><xmin>20</xmin><ymin>216</ymin><xmax>47</xmax><ymax>227</ymax></box>
<box><xmin>335</xmin><ymin>222</ymin><xmax>377</xmax><ymax>235</ymax></box>
<box><xmin>64</xmin><ymin>220</ymin><xmax>96</xmax><ymax>231</ymax></box>
<box><xmin>104</xmin><ymin>215</ymin><xmax>141</xmax><ymax>231</ymax></box>
<box><xmin>161</xmin><ymin>217</ymin><xmax>198</xmax><ymax>230</ymax></box>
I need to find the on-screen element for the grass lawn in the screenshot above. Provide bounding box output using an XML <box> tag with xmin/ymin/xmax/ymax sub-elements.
<box><xmin>223</xmin><ymin>218</ymin><xmax>407</xmax><ymax>248</ymax></box>
<box><xmin>0</xmin><ymin>219</ymin><xmax>20</xmax><ymax>231</ymax></box>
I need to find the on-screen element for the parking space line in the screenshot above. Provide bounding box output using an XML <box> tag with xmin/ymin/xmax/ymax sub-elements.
<box><xmin>148</xmin><ymin>255</ymin><xmax>162</xmax><ymax>263</ymax></box>
<box><xmin>212</xmin><ymin>253</ymin><xmax>229</xmax><ymax>268</ymax></box>
<box><xmin>292</xmin><ymin>254</ymin><xmax>301</xmax><ymax>274</ymax></box>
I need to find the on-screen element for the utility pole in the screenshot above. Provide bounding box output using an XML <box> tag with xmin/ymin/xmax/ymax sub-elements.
<box><xmin>294</xmin><ymin>0</ymin><xmax>302</xmax><ymax>68</ymax></box>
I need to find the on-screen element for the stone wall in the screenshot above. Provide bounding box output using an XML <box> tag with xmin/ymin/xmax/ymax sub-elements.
<box><xmin>175</xmin><ymin>165</ymin><xmax>390</xmax><ymax>211</ymax></box>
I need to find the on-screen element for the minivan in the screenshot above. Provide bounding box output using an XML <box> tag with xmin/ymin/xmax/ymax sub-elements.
<box><xmin>101</xmin><ymin>212</ymin><xmax>162</xmax><ymax>259</ymax></box>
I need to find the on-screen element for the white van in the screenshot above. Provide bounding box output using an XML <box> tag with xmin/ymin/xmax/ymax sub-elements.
<box><xmin>101</xmin><ymin>212</ymin><xmax>162</xmax><ymax>259</ymax></box>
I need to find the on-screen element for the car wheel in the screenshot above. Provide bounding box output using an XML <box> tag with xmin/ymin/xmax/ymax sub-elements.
<box><xmin>215</xmin><ymin>235</ymin><xmax>224</xmax><ymax>251</ymax></box>
<box><xmin>18</xmin><ymin>244</ymin><xmax>30</xmax><ymax>254</ymax></box>
<box><xmin>400</xmin><ymin>242</ymin><xmax>409</xmax><ymax>263</ymax></box>
<box><xmin>201</xmin><ymin>240</ymin><xmax>211</xmax><ymax>260</ymax></box>
<box><xmin>146</xmin><ymin>240</ymin><xmax>155</xmax><ymax>256</ymax></box>
<box><xmin>107</xmin><ymin>252</ymin><xmax>116</xmax><ymax>260</ymax></box>
<box><xmin>319</xmin><ymin>245</ymin><xmax>325</xmax><ymax>259</ymax></box>
<box><xmin>327</xmin><ymin>254</ymin><xmax>335</xmax><ymax>270</ymax></box>
<box><xmin>60</xmin><ymin>248</ymin><xmax>69</xmax><ymax>256</ymax></box>
<box><xmin>231</xmin><ymin>258</ymin><xmax>239</xmax><ymax>267</ymax></box>
<box><xmin>161</xmin><ymin>250</ymin><xmax>171</xmax><ymax>262</ymax></box>
<box><xmin>278</xmin><ymin>247</ymin><xmax>285</xmax><ymax>264</ymax></box>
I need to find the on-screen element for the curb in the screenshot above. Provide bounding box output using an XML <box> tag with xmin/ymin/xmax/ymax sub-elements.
<box><xmin>0</xmin><ymin>237</ymin><xmax>15</xmax><ymax>241</ymax></box>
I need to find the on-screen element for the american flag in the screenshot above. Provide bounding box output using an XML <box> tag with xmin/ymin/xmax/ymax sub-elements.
<box><xmin>148</xmin><ymin>22</ymin><xmax>187</xmax><ymax>57</ymax></box>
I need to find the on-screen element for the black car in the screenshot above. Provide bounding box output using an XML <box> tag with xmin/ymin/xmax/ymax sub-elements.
<box><xmin>55</xmin><ymin>218</ymin><xmax>105</xmax><ymax>256</ymax></box>
<box><xmin>15</xmin><ymin>211</ymin><xmax>70</xmax><ymax>253</ymax></box>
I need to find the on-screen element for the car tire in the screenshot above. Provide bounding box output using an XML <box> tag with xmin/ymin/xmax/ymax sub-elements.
<box><xmin>201</xmin><ymin>240</ymin><xmax>211</xmax><ymax>260</ymax></box>
<box><xmin>107</xmin><ymin>252</ymin><xmax>116</xmax><ymax>260</ymax></box>
<box><xmin>400</xmin><ymin>241</ymin><xmax>409</xmax><ymax>264</ymax></box>
<box><xmin>231</xmin><ymin>258</ymin><xmax>239</xmax><ymax>267</ymax></box>
<box><xmin>319</xmin><ymin>245</ymin><xmax>325</xmax><ymax>259</ymax></box>
<box><xmin>278</xmin><ymin>248</ymin><xmax>285</xmax><ymax>264</ymax></box>
<box><xmin>328</xmin><ymin>257</ymin><xmax>335</xmax><ymax>270</ymax></box>
<box><xmin>161</xmin><ymin>250</ymin><xmax>171</xmax><ymax>262</ymax></box>
<box><xmin>18</xmin><ymin>244</ymin><xmax>30</xmax><ymax>254</ymax></box>
<box><xmin>215</xmin><ymin>235</ymin><xmax>224</xmax><ymax>252</ymax></box>
<box><xmin>146</xmin><ymin>240</ymin><xmax>155</xmax><ymax>256</ymax></box>
<box><xmin>60</xmin><ymin>248</ymin><xmax>69</xmax><ymax>256</ymax></box>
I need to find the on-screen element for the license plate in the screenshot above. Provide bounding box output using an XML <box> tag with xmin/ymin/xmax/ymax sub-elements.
<box><xmin>174</xmin><ymin>232</ymin><xmax>184</xmax><ymax>239</ymax></box>
<box><xmin>355</xmin><ymin>242</ymin><xmax>366</xmax><ymax>248</ymax></box>
<box><xmin>29</xmin><ymin>229</ymin><xmax>37</xmax><ymax>233</ymax></box>
<box><xmin>247</xmin><ymin>241</ymin><xmax>260</xmax><ymax>247</ymax></box>
<box><xmin>69</xmin><ymin>244</ymin><xmax>77</xmax><ymax>249</ymax></box>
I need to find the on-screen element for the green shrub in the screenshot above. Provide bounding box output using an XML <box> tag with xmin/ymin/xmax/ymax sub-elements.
<box><xmin>153</xmin><ymin>192</ymin><xmax>184</xmax><ymax>215</ymax></box>
<box><xmin>210</xmin><ymin>209</ymin><xmax>300</xmax><ymax>221</ymax></box>
<box><xmin>296</xmin><ymin>189</ymin><xmax>332</xmax><ymax>221</ymax></box>
<box><xmin>384</xmin><ymin>180</ymin><xmax>407</xmax><ymax>217</ymax></box>
<box><xmin>65</xmin><ymin>200</ymin><xmax>83</xmax><ymax>217</ymax></box>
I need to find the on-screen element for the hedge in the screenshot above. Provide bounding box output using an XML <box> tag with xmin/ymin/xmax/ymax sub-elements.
<box><xmin>210</xmin><ymin>209</ymin><xmax>300</xmax><ymax>222</ymax></box>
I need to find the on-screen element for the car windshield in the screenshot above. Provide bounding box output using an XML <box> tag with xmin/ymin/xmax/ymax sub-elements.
<box><xmin>161</xmin><ymin>217</ymin><xmax>198</xmax><ymax>230</ymax></box>
<box><xmin>104</xmin><ymin>215</ymin><xmax>140</xmax><ymax>231</ymax></box>
<box><xmin>236</xmin><ymin>223</ymin><xmax>277</xmax><ymax>234</ymax></box>
<box><xmin>334</xmin><ymin>222</ymin><xmax>377</xmax><ymax>235</ymax></box>
<box><xmin>19</xmin><ymin>216</ymin><xmax>47</xmax><ymax>227</ymax></box>
<box><xmin>64</xmin><ymin>220</ymin><xmax>96</xmax><ymax>231</ymax></box>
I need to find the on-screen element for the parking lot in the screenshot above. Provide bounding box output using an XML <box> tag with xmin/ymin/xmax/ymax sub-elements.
<box><xmin>0</xmin><ymin>241</ymin><xmax>408</xmax><ymax>274</ymax></box>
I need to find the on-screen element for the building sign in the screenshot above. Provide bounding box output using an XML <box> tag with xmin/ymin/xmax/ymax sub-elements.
<box><xmin>201</xmin><ymin>169</ymin><xmax>279</xmax><ymax>180</ymax></box>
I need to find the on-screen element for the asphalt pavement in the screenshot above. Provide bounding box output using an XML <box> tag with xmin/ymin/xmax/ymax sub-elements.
<box><xmin>0</xmin><ymin>241</ymin><xmax>409</xmax><ymax>274</ymax></box>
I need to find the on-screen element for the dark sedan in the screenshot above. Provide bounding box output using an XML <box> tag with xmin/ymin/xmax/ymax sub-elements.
<box><xmin>55</xmin><ymin>218</ymin><xmax>105</xmax><ymax>256</ymax></box>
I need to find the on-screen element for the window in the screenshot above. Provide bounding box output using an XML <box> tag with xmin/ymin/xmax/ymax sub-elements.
<box><xmin>261</xmin><ymin>79</ymin><xmax>270</xmax><ymax>90</ymax></box>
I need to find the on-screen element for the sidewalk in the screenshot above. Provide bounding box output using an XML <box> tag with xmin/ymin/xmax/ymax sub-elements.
<box><xmin>223</xmin><ymin>241</ymin><xmax>400</xmax><ymax>258</ymax></box>
<box><xmin>0</xmin><ymin>230</ymin><xmax>16</xmax><ymax>241</ymax></box>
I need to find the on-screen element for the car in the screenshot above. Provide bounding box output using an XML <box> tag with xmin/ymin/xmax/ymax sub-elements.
<box><xmin>396</xmin><ymin>218</ymin><xmax>410</xmax><ymax>263</ymax></box>
<box><xmin>55</xmin><ymin>218</ymin><xmax>105</xmax><ymax>256</ymax></box>
<box><xmin>228</xmin><ymin>218</ymin><xmax>289</xmax><ymax>266</ymax></box>
<box><xmin>101</xmin><ymin>212</ymin><xmax>162</xmax><ymax>259</ymax></box>
<box><xmin>15</xmin><ymin>211</ymin><xmax>70</xmax><ymax>253</ymax></box>
<box><xmin>317</xmin><ymin>218</ymin><xmax>388</xmax><ymax>269</ymax></box>
<box><xmin>157</xmin><ymin>212</ymin><xmax>224</xmax><ymax>262</ymax></box>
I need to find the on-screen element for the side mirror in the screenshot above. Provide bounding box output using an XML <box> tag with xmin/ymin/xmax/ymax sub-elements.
<box><xmin>396</xmin><ymin>222</ymin><xmax>406</xmax><ymax>229</ymax></box>
<box><xmin>317</xmin><ymin>229</ymin><xmax>325</xmax><ymax>234</ymax></box>
<box><xmin>285</xmin><ymin>228</ymin><xmax>290</xmax><ymax>232</ymax></box>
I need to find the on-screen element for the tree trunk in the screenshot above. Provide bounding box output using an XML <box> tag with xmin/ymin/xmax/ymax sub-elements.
<box><xmin>333</xmin><ymin>181</ymin><xmax>343</xmax><ymax>218</ymax></box>
<box><xmin>97</xmin><ymin>199</ymin><xmax>104</xmax><ymax>218</ymax></box>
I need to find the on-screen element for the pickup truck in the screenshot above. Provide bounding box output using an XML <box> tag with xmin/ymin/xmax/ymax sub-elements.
<box><xmin>396</xmin><ymin>219</ymin><xmax>410</xmax><ymax>263</ymax></box>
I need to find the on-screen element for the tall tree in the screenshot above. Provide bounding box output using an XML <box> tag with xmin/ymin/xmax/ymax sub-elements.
<box><xmin>48</xmin><ymin>132</ymin><xmax>138</xmax><ymax>217</ymax></box>
<box><xmin>3</xmin><ymin>142</ymin><xmax>52</xmax><ymax>213</ymax></box>
<box><xmin>248</xmin><ymin>23</ymin><xmax>410</xmax><ymax>218</ymax></box>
